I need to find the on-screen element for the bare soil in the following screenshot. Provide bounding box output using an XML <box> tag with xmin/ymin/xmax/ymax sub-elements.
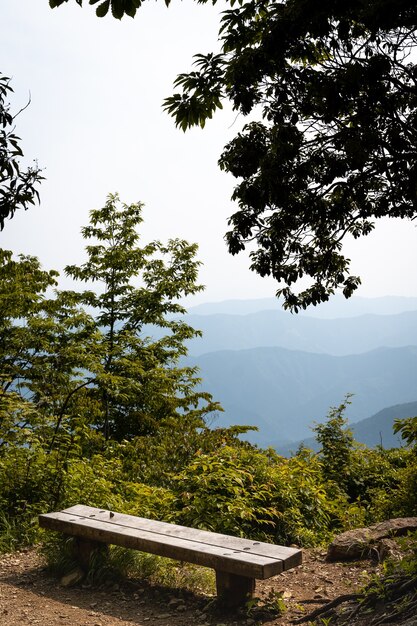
<box><xmin>0</xmin><ymin>547</ymin><xmax>384</xmax><ymax>626</ymax></box>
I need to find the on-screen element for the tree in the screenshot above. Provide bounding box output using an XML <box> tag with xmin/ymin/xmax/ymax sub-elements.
<box><xmin>0</xmin><ymin>74</ymin><xmax>43</xmax><ymax>229</ymax></box>
<box><xmin>313</xmin><ymin>395</ymin><xmax>355</xmax><ymax>492</ymax></box>
<box><xmin>0</xmin><ymin>248</ymin><xmax>97</xmax><ymax>448</ymax></box>
<box><xmin>163</xmin><ymin>0</ymin><xmax>417</xmax><ymax>310</ymax></box>
<box><xmin>0</xmin><ymin>194</ymin><xmax>219</xmax><ymax>447</ymax></box>
<box><xmin>48</xmin><ymin>1</ymin><xmax>417</xmax><ymax>310</ymax></box>
<box><xmin>62</xmin><ymin>193</ymin><xmax>219</xmax><ymax>440</ymax></box>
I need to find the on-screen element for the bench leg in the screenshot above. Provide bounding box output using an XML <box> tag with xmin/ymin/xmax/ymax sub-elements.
<box><xmin>72</xmin><ymin>537</ymin><xmax>107</xmax><ymax>571</ymax></box>
<box><xmin>215</xmin><ymin>570</ymin><xmax>255</xmax><ymax>607</ymax></box>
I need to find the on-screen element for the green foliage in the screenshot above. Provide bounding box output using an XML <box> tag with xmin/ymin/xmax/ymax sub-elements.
<box><xmin>171</xmin><ymin>445</ymin><xmax>276</xmax><ymax>537</ymax></box>
<box><xmin>2</xmin><ymin>208</ymin><xmax>417</xmax><ymax>570</ymax></box>
<box><xmin>348</xmin><ymin>446</ymin><xmax>411</xmax><ymax>522</ymax></box>
<box><xmin>119</xmin><ymin>419</ymin><xmax>250</xmax><ymax>488</ymax></box>
<box><xmin>171</xmin><ymin>444</ymin><xmax>345</xmax><ymax>545</ymax></box>
<box><xmin>0</xmin><ymin>192</ymin><xmax>219</xmax><ymax>551</ymax></box>
<box><xmin>164</xmin><ymin>54</ymin><xmax>225</xmax><ymax>131</ymax></box>
<box><xmin>143</xmin><ymin>556</ymin><xmax>215</xmax><ymax>595</ymax></box>
<box><xmin>4</xmin><ymin>386</ymin><xmax>417</xmax><ymax>557</ymax></box>
<box><xmin>1</xmin><ymin>193</ymin><xmax>219</xmax><ymax>448</ymax></box>
<box><xmin>0</xmin><ymin>74</ymin><xmax>43</xmax><ymax>229</ymax></box>
<box><xmin>0</xmin><ymin>512</ymin><xmax>37</xmax><ymax>553</ymax></box>
<box><xmin>383</xmin><ymin>461</ymin><xmax>417</xmax><ymax>518</ymax></box>
<box><xmin>161</xmin><ymin>0</ymin><xmax>417</xmax><ymax>309</ymax></box>
<box><xmin>394</xmin><ymin>415</ymin><xmax>417</xmax><ymax>447</ymax></box>
<box><xmin>267</xmin><ymin>450</ymin><xmax>349</xmax><ymax>545</ymax></box>
<box><xmin>61</xmin><ymin>193</ymin><xmax>218</xmax><ymax>441</ymax></box>
<box><xmin>49</xmin><ymin>0</ymin><xmax>152</xmax><ymax>20</ymax></box>
<box><xmin>312</xmin><ymin>397</ymin><xmax>414</xmax><ymax>522</ymax></box>
<box><xmin>314</xmin><ymin>395</ymin><xmax>355</xmax><ymax>491</ymax></box>
<box><xmin>43</xmin><ymin>534</ymin><xmax>215</xmax><ymax>595</ymax></box>
<box><xmin>48</xmin><ymin>3</ymin><xmax>417</xmax><ymax>310</ymax></box>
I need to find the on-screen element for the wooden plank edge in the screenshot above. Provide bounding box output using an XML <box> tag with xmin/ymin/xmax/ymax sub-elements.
<box><xmin>39</xmin><ymin>513</ymin><xmax>280</xmax><ymax>579</ymax></box>
<box><xmin>41</xmin><ymin>507</ymin><xmax>301</xmax><ymax>565</ymax></box>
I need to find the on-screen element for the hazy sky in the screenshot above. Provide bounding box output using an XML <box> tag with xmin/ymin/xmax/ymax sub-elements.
<box><xmin>2</xmin><ymin>0</ymin><xmax>417</xmax><ymax>306</ymax></box>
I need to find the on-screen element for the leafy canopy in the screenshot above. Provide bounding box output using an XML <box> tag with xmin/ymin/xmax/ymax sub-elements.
<box><xmin>62</xmin><ymin>193</ymin><xmax>219</xmax><ymax>441</ymax></box>
<box><xmin>0</xmin><ymin>74</ymin><xmax>43</xmax><ymax>229</ymax></box>
<box><xmin>164</xmin><ymin>0</ymin><xmax>417</xmax><ymax>310</ymax></box>
<box><xmin>0</xmin><ymin>194</ymin><xmax>219</xmax><ymax>452</ymax></box>
<box><xmin>50</xmin><ymin>0</ymin><xmax>417</xmax><ymax>310</ymax></box>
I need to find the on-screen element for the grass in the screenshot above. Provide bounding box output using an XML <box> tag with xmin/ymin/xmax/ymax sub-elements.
<box><xmin>42</xmin><ymin>535</ymin><xmax>215</xmax><ymax>596</ymax></box>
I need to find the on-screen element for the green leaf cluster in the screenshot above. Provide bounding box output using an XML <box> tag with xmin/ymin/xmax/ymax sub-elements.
<box><xmin>49</xmin><ymin>0</ymin><xmax>155</xmax><ymax>20</ymax></box>
<box><xmin>160</xmin><ymin>0</ymin><xmax>417</xmax><ymax>310</ymax></box>
<box><xmin>0</xmin><ymin>74</ymin><xmax>43</xmax><ymax>229</ymax></box>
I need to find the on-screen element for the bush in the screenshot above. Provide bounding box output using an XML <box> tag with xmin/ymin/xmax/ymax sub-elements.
<box><xmin>171</xmin><ymin>445</ymin><xmax>348</xmax><ymax>546</ymax></box>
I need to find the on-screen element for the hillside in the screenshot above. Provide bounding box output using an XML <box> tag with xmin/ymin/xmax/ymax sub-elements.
<box><xmin>275</xmin><ymin>400</ymin><xmax>417</xmax><ymax>455</ymax></box>
<box><xmin>186</xmin><ymin>345</ymin><xmax>417</xmax><ymax>445</ymax></box>
<box><xmin>353</xmin><ymin>400</ymin><xmax>417</xmax><ymax>447</ymax></box>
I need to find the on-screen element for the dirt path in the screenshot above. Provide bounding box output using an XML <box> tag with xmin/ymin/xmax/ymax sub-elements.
<box><xmin>0</xmin><ymin>548</ymin><xmax>380</xmax><ymax>626</ymax></box>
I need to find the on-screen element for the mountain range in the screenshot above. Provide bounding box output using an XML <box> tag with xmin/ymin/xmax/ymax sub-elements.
<box><xmin>187</xmin><ymin>345</ymin><xmax>417</xmax><ymax>445</ymax></box>
<box><xmin>188</xmin><ymin>295</ymin><xmax>417</xmax><ymax>318</ymax></box>
<box><xmin>184</xmin><ymin>309</ymin><xmax>417</xmax><ymax>356</ymax></box>
<box><xmin>275</xmin><ymin>400</ymin><xmax>417</xmax><ymax>456</ymax></box>
<box><xmin>179</xmin><ymin>295</ymin><xmax>417</xmax><ymax>448</ymax></box>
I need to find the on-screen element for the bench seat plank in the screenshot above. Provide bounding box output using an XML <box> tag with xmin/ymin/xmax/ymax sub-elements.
<box><xmin>63</xmin><ymin>505</ymin><xmax>300</xmax><ymax>567</ymax></box>
<box><xmin>39</xmin><ymin>505</ymin><xmax>301</xmax><ymax>579</ymax></box>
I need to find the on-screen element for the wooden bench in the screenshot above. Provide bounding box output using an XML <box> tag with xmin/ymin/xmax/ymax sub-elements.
<box><xmin>39</xmin><ymin>504</ymin><xmax>302</xmax><ymax>606</ymax></box>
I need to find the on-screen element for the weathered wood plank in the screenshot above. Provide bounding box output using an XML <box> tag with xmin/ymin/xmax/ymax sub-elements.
<box><xmin>54</xmin><ymin>505</ymin><xmax>301</xmax><ymax>571</ymax></box>
<box><xmin>39</xmin><ymin>511</ymin><xmax>283</xmax><ymax>578</ymax></box>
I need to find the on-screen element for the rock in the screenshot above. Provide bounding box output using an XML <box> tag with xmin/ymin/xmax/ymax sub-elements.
<box><xmin>327</xmin><ymin>517</ymin><xmax>417</xmax><ymax>562</ymax></box>
<box><xmin>370</xmin><ymin>517</ymin><xmax>417</xmax><ymax>537</ymax></box>
<box><xmin>375</xmin><ymin>537</ymin><xmax>403</xmax><ymax>562</ymax></box>
<box><xmin>60</xmin><ymin>568</ymin><xmax>85</xmax><ymax>587</ymax></box>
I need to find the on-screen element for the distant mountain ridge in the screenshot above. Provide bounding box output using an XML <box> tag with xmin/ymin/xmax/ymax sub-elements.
<box><xmin>187</xmin><ymin>345</ymin><xmax>417</xmax><ymax>446</ymax></box>
<box><xmin>188</xmin><ymin>295</ymin><xmax>417</xmax><ymax>318</ymax></box>
<box><xmin>184</xmin><ymin>309</ymin><xmax>417</xmax><ymax>356</ymax></box>
<box><xmin>178</xmin><ymin>296</ymin><xmax>417</xmax><ymax>446</ymax></box>
<box><xmin>275</xmin><ymin>400</ymin><xmax>417</xmax><ymax>456</ymax></box>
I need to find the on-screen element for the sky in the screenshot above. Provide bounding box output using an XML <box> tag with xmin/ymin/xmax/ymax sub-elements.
<box><xmin>2</xmin><ymin>0</ymin><xmax>417</xmax><ymax>307</ymax></box>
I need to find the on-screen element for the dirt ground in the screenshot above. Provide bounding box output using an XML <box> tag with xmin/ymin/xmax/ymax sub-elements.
<box><xmin>0</xmin><ymin>547</ymin><xmax>385</xmax><ymax>626</ymax></box>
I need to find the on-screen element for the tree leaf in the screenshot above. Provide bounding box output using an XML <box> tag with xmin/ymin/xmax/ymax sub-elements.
<box><xmin>96</xmin><ymin>0</ymin><xmax>110</xmax><ymax>17</ymax></box>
